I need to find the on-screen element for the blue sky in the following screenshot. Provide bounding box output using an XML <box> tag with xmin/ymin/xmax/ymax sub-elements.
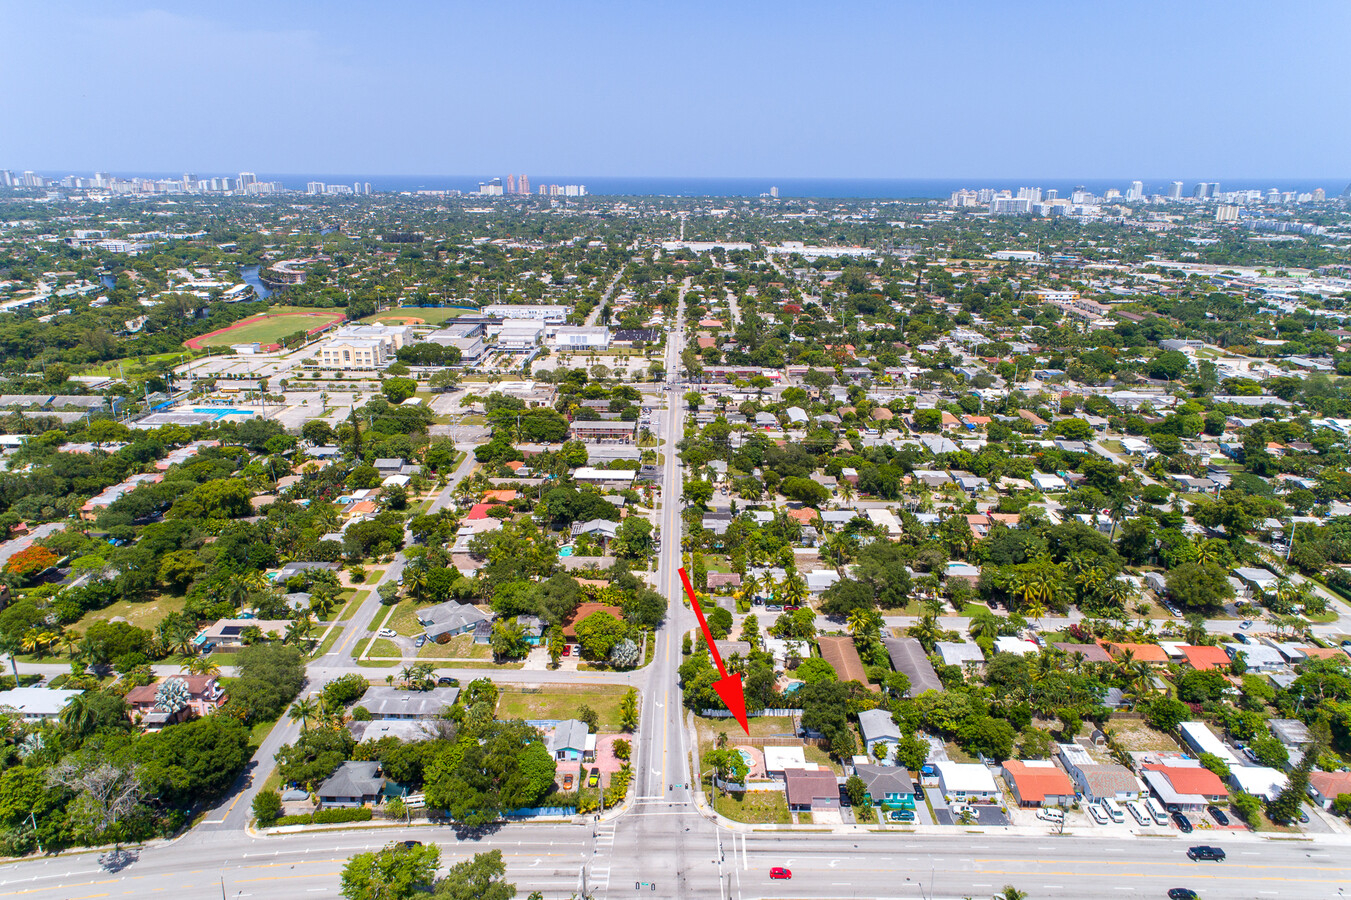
<box><xmin>1</xmin><ymin>0</ymin><xmax>1347</xmax><ymax>178</ymax></box>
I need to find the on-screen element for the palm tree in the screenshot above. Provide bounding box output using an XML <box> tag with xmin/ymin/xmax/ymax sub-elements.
<box><xmin>184</xmin><ymin>655</ymin><xmax>219</xmax><ymax>676</ymax></box>
<box><xmin>967</xmin><ymin>609</ymin><xmax>1002</xmax><ymax>644</ymax></box>
<box><xmin>995</xmin><ymin>887</ymin><xmax>1029</xmax><ymax>900</ymax></box>
<box><xmin>846</xmin><ymin>608</ymin><xmax>882</xmax><ymax>642</ymax></box>
<box><xmin>59</xmin><ymin>692</ymin><xmax>96</xmax><ymax>737</ymax></box>
<box><xmin>288</xmin><ymin>697</ymin><xmax>319</xmax><ymax>732</ymax></box>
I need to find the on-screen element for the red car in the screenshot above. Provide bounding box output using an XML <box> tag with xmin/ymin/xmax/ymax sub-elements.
<box><xmin>769</xmin><ymin>867</ymin><xmax>792</xmax><ymax>880</ymax></box>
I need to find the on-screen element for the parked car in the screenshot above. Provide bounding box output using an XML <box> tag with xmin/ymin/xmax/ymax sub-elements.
<box><xmin>401</xmin><ymin>840</ymin><xmax>422</xmax><ymax>848</ymax></box>
<box><xmin>378</xmin><ymin>628</ymin><xmax>397</xmax><ymax>638</ymax></box>
<box><xmin>587</xmin><ymin>767</ymin><xmax>600</xmax><ymax>788</ymax></box>
<box><xmin>1036</xmin><ymin>808</ymin><xmax>1065</xmax><ymax>823</ymax></box>
<box><xmin>1187</xmin><ymin>845</ymin><xmax>1225</xmax><ymax>861</ymax></box>
<box><xmin>1089</xmin><ymin>804</ymin><xmax>1110</xmax><ymax>824</ymax></box>
<box><xmin>887</xmin><ymin>810</ymin><xmax>915</xmax><ymax>823</ymax></box>
<box><xmin>1127</xmin><ymin>801</ymin><xmax>1151</xmax><ymax>825</ymax></box>
<box><xmin>1232</xmin><ymin>632</ymin><xmax>1250</xmax><ymax>644</ymax></box>
<box><xmin>1207</xmin><ymin>805</ymin><xmax>1229</xmax><ymax>826</ymax></box>
<box><xmin>769</xmin><ymin>867</ymin><xmax>792</xmax><ymax>880</ymax></box>
<box><xmin>437</xmin><ymin>676</ymin><xmax>459</xmax><ymax>687</ymax></box>
<box><xmin>1298</xmin><ymin>809</ymin><xmax>1309</xmax><ymax>824</ymax></box>
<box><xmin>1173</xmin><ymin>812</ymin><xmax>1194</xmax><ymax>833</ymax></box>
<box><xmin>415</xmin><ymin>635</ymin><xmax>427</xmax><ymax>648</ymax></box>
<box><xmin>1167</xmin><ymin>890</ymin><xmax>1199</xmax><ymax>900</ymax></box>
<box><xmin>1240</xmin><ymin>620</ymin><xmax>1253</xmax><ymax>630</ymax></box>
<box><xmin>562</xmin><ymin>774</ymin><xmax>574</xmax><ymax>790</ymax></box>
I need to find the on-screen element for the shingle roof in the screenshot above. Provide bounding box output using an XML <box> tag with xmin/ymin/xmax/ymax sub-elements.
<box><xmin>783</xmin><ymin>768</ymin><xmax>839</xmax><ymax>807</ymax></box>
<box><xmin>854</xmin><ymin>763</ymin><xmax>915</xmax><ymax>798</ymax></box>
<box><xmin>883</xmin><ymin>637</ymin><xmax>942</xmax><ymax>696</ymax></box>
<box><xmin>816</xmin><ymin>635</ymin><xmax>875</xmax><ymax>690</ymax></box>
<box><xmin>318</xmin><ymin>761</ymin><xmax>384</xmax><ymax>799</ymax></box>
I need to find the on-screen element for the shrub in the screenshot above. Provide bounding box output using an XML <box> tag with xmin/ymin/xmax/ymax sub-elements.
<box><xmin>272</xmin><ymin>807</ymin><xmax>374</xmax><ymax>827</ymax></box>
<box><xmin>252</xmin><ymin>790</ymin><xmax>282</xmax><ymax>826</ymax></box>
<box><xmin>351</xmin><ymin>706</ymin><xmax>371</xmax><ymax>721</ymax></box>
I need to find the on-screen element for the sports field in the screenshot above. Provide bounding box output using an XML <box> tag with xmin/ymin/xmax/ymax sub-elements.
<box><xmin>185</xmin><ymin>306</ymin><xmax>346</xmax><ymax>350</ymax></box>
<box><xmin>361</xmin><ymin>306</ymin><xmax>475</xmax><ymax>325</ymax></box>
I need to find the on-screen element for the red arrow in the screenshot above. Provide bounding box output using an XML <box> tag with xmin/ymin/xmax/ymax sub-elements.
<box><xmin>678</xmin><ymin>566</ymin><xmax>749</xmax><ymax>735</ymax></box>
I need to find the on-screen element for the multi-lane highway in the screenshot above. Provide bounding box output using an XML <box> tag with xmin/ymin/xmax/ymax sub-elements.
<box><xmin>5</xmin><ymin>307</ymin><xmax>1350</xmax><ymax>900</ymax></box>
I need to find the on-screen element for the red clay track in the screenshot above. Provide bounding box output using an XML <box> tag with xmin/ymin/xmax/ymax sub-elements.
<box><xmin>184</xmin><ymin>311</ymin><xmax>346</xmax><ymax>352</ymax></box>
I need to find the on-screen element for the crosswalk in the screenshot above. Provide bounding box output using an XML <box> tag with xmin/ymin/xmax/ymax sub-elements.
<box><xmin>586</xmin><ymin>821</ymin><xmax>616</xmax><ymax>897</ymax></box>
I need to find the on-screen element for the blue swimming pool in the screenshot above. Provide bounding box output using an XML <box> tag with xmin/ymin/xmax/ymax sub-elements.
<box><xmin>191</xmin><ymin>407</ymin><xmax>256</xmax><ymax>420</ymax></box>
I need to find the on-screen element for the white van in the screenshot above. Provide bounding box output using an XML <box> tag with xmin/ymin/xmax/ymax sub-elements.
<box><xmin>1099</xmin><ymin>798</ymin><xmax>1125</xmax><ymax>823</ymax></box>
<box><xmin>1145</xmin><ymin>797</ymin><xmax>1170</xmax><ymax>826</ymax></box>
<box><xmin>1126</xmin><ymin>800</ymin><xmax>1150</xmax><ymax>825</ymax></box>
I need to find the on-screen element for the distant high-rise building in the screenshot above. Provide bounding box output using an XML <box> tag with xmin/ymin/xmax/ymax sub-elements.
<box><xmin>235</xmin><ymin>172</ymin><xmax>257</xmax><ymax>192</ymax></box>
<box><xmin>1208</xmin><ymin>182</ymin><xmax>1220</xmax><ymax>199</ymax></box>
<box><xmin>0</xmin><ymin>170</ymin><xmax>12</xmax><ymax>187</ymax></box>
<box><xmin>1216</xmin><ymin>204</ymin><xmax>1240</xmax><ymax>222</ymax></box>
<box><xmin>364</xmin><ymin>182</ymin><xmax>372</xmax><ymax>194</ymax></box>
<box><xmin>519</xmin><ymin>174</ymin><xmax>530</xmax><ymax>195</ymax></box>
<box><xmin>506</xmin><ymin>174</ymin><xmax>516</xmax><ymax>195</ymax></box>
<box><xmin>769</xmin><ymin>185</ymin><xmax>779</xmax><ymax>198</ymax></box>
<box><xmin>307</xmin><ymin>181</ymin><xmax>326</xmax><ymax>194</ymax></box>
<box><xmin>1192</xmin><ymin>182</ymin><xmax>1209</xmax><ymax>200</ymax></box>
<box><xmin>1104</xmin><ymin>188</ymin><xmax>1122</xmax><ymax>200</ymax></box>
<box><xmin>1126</xmin><ymin>180</ymin><xmax>1144</xmax><ymax>202</ymax></box>
<box><xmin>1168</xmin><ymin>181</ymin><xmax>1183</xmax><ymax>201</ymax></box>
<box><xmin>1017</xmin><ymin>187</ymin><xmax>1041</xmax><ymax>202</ymax></box>
<box><xmin>22</xmin><ymin>171</ymin><xmax>43</xmax><ymax>187</ymax></box>
<box><xmin>1265</xmin><ymin>188</ymin><xmax>1281</xmax><ymax>204</ymax></box>
<box><xmin>478</xmin><ymin>178</ymin><xmax>504</xmax><ymax>196</ymax></box>
<box><xmin>1313</xmin><ymin>188</ymin><xmax>1325</xmax><ymax>202</ymax></box>
<box><xmin>1044</xmin><ymin>189</ymin><xmax>1058</xmax><ymax>200</ymax></box>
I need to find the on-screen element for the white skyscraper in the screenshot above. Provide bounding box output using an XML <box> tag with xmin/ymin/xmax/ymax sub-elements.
<box><xmin>235</xmin><ymin>172</ymin><xmax>257</xmax><ymax>192</ymax></box>
<box><xmin>1168</xmin><ymin>181</ymin><xmax>1183</xmax><ymax>201</ymax></box>
<box><xmin>1192</xmin><ymin>182</ymin><xmax>1209</xmax><ymax>200</ymax></box>
<box><xmin>307</xmin><ymin>181</ymin><xmax>326</xmax><ymax>194</ymax></box>
<box><xmin>1126</xmin><ymin>180</ymin><xmax>1144</xmax><ymax>202</ymax></box>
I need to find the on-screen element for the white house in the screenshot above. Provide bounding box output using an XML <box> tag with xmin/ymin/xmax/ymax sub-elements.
<box><xmin>857</xmin><ymin>708</ymin><xmax>902</xmax><ymax>764</ymax></box>
<box><xmin>935</xmin><ymin>761</ymin><xmax>999</xmax><ymax>802</ymax></box>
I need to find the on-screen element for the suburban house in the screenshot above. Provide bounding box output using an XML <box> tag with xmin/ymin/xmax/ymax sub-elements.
<box><xmin>883</xmin><ymin>636</ymin><xmax>942</xmax><ymax>696</ymax></box>
<box><xmin>1140</xmin><ymin>763</ymin><xmax>1229</xmax><ymax>812</ymax></box>
<box><xmin>418</xmin><ymin>601</ymin><xmax>492</xmax><ymax>642</ymax></box>
<box><xmin>1002</xmin><ymin>760</ymin><xmax>1076</xmax><ymax>808</ymax></box>
<box><xmin>0</xmin><ymin>687</ymin><xmax>81</xmax><ymax>721</ymax></box>
<box><xmin>570</xmin><ymin>518</ymin><xmax>621</xmax><ymax>551</ymax></box>
<box><xmin>125</xmin><ymin>675</ymin><xmax>227</xmax><ymax>727</ymax></box>
<box><xmin>1058</xmin><ymin>743</ymin><xmax>1143</xmax><ymax>802</ymax></box>
<box><xmin>356</xmin><ymin>686</ymin><xmax>459</xmax><ymax>719</ymax></box>
<box><xmin>935</xmin><ymin>762</ymin><xmax>998</xmax><ymax>803</ymax></box>
<box><xmin>763</xmin><ymin>746</ymin><xmax>809</xmax><ymax>779</ymax></box>
<box><xmin>317</xmin><ymin>761</ymin><xmax>386</xmax><ymax>808</ymax></box>
<box><xmin>548</xmin><ymin>719</ymin><xmax>595</xmax><ymax>762</ymax></box>
<box><xmin>816</xmin><ymin>635</ymin><xmax>877</xmax><ymax>691</ymax></box>
<box><xmin>783</xmin><ymin>767</ymin><xmax>841</xmax><ymax>812</ymax></box>
<box><xmin>853</xmin><ymin>763</ymin><xmax>918</xmax><ymax>810</ymax></box>
<box><xmin>857</xmin><ymin>708</ymin><xmax>902</xmax><ymax>764</ymax></box>
<box><xmin>1228</xmin><ymin>765</ymin><xmax>1288</xmax><ymax>802</ymax></box>
<box><xmin>196</xmin><ymin>618</ymin><xmax>292</xmax><ymax>651</ymax></box>
<box><xmin>1308</xmin><ymin>771</ymin><xmax>1351</xmax><ymax>810</ymax></box>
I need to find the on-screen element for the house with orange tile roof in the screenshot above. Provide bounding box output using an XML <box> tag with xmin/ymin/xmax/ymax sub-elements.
<box><xmin>504</xmin><ymin>460</ymin><xmax>525</xmax><ymax>472</ymax></box>
<box><xmin>1099</xmin><ymin>641</ymin><xmax>1169</xmax><ymax>664</ymax></box>
<box><xmin>1003</xmin><ymin>760</ymin><xmax>1076</xmax><ymax>807</ymax></box>
<box><xmin>1140</xmin><ymin>763</ymin><xmax>1227</xmax><ymax>811</ymax></box>
<box><xmin>785</xmin><ymin>507</ymin><xmax>819</xmax><ymax>525</ymax></box>
<box><xmin>482</xmin><ymin>489</ymin><xmax>518</xmax><ymax>504</ymax></box>
<box><xmin>1180</xmin><ymin>644</ymin><xmax>1232</xmax><ymax>671</ymax></box>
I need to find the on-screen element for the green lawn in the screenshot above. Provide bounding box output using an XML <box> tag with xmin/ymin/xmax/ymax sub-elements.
<box><xmin>194</xmin><ymin>307</ymin><xmax>344</xmax><ymax>348</ymax></box>
<box><xmin>495</xmin><ymin>685</ymin><xmax>631</xmax><ymax>731</ymax></box>
<box><xmin>363</xmin><ymin>637</ymin><xmax>401</xmax><ymax>658</ymax></box>
<box><xmin>361</xmin><ymin>307</ymin><xmax>473</xmax><ymax>325</ymax></box>
<box><xmin>78</xmin><ymin>595</ymin><xmax>187</xmax><ymax>633</ymax></box>
<box><xmin>708</xmin><ymin>783</ymin><xmax>791</xmax><ymax>824</ymax></box>
<box><xmin>417</xmin><ymin>635</ymin><xmax>493</xmax><ymax>659</ymax></box>
<box><xmin>386</xmin><ymin>599</ymin><xmax>431</xmax><ymax>637</ymax></box>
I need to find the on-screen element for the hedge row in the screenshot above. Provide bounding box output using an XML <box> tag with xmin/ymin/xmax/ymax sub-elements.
<box><xmin>273</xmin><ymin>807</ymin><xmax>374</xmax><ymax>827</ymax></box>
